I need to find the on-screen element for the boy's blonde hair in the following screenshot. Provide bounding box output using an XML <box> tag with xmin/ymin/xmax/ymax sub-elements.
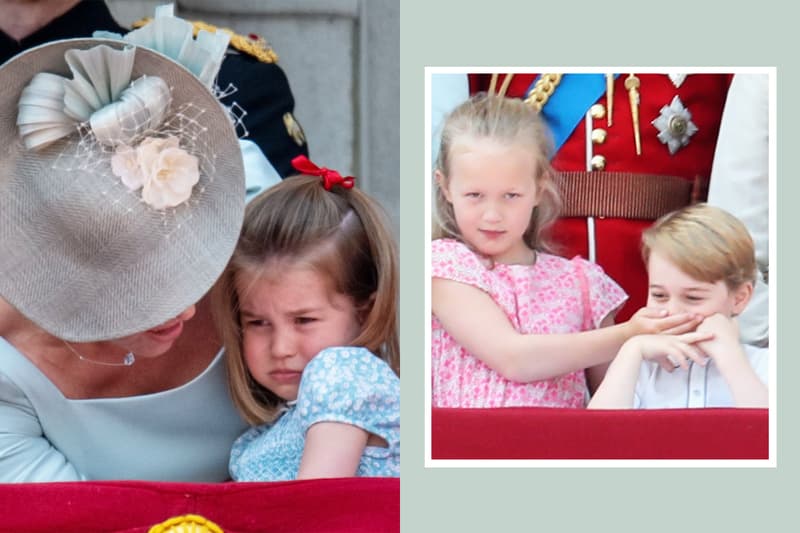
<box><xmin>641</xmin><ymin>203</ymin><xmax>756</xmax><ymax>290</ymax></box>
<box><xmin>213</xmin><ymin>175</ymin><xmax>399</xmax><ymax>425</ymax></box>
<box><xmin>433</xmin><ymin>92</ymin><xmax>562</xmax><ymax>252</ymax></box>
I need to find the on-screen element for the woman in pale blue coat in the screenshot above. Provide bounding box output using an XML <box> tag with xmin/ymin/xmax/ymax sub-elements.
<box><xmin>0</xmin><ymin>7</ymin><xmax>278</xmax><ymax>482</ymax></box>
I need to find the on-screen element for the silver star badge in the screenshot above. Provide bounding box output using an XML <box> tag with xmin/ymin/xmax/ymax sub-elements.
<box><xmin>668</xmin><ymin>73</ymin><xmax>687</xmax><ymax>88</ymax></box>
<box><xmin>651</xmin><ymin>95</ymin><xmax>698</xmax><ymax>154</ymax></box>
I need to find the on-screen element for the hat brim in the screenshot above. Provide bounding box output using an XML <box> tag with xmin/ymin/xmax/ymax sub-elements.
<box><xmin>0</xmin><ymin>39</ymin><xmax>244</xmax><ymax>342</ymax></box>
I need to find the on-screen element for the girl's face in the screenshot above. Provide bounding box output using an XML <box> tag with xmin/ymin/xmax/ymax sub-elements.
<box><xmin>236</xmin><ymin>266</ymin><xmax>363</xmax><ymax>401</ymax></box>
<box><xmin>646</xmin><ymin>250</ymin><xmax>750</xmax><ymax>318</ymax></box>
<box><xmin>438</xmin><ymin>138</ymin><xmax>540</xmax><ymax>264</ymax></box>
<box><xmin>112</xmin><ymin>305</ymin><xmax>196</xmax><ymax>358</ymax></box>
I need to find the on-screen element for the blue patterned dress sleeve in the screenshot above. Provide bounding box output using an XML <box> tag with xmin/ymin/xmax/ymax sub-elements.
<box><xmin>296</xmin><ymin>347</ymin><xmax>400</xmax><ymax>477</ymax></box>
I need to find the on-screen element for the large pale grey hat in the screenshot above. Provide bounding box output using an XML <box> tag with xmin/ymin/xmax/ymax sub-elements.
<box><xmin>0</xmin><ymin>37</ymin><xmax>245</xmax><ymax>341</ymax></box>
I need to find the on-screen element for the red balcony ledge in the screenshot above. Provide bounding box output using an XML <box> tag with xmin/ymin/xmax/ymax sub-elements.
<box><xmin>432</xmin><ymin>407</ymin><xmax>769</xmax><ymax>460</ymax></box>
<box><xmin>0</xmin><ymin>477</ymin><xmax>399</xmax><ymax>533</ymax></box>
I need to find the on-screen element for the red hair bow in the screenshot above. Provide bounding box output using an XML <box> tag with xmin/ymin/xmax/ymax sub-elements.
<box><xmin>291</xmin><ymin>155</ymin><xmax>355</xmax><ymax>191</ymax></box>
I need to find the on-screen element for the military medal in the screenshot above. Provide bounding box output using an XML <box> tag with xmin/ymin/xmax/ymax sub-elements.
<box><xmin>651</xmin><ymin>95</ymin><xmax>697</xmax><ymax>155</ymax></box>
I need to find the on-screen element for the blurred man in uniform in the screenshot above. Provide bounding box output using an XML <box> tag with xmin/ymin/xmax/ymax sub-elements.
<box><xmin>708</xmin><ymin>73</ymin><xmax>770</xmax><ymax>347</ymax></box>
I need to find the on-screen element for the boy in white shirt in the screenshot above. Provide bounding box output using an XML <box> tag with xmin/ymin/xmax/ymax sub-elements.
<box><xmin>588</xmin><ymin>203</ymin><xmax>768</xmax><ymax>409</ymax></box>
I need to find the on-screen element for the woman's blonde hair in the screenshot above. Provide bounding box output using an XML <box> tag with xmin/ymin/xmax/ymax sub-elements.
<box><xmin>433</xmin><ymin>92</ymin><xmax>562</xmax><ymax>253</ymax></box>
<box><xmin>213</xmin><ymin>175</ymin><xmax>399</xmax><ymax>425</ymax></box>
<box><xmin>641</xmin><ymin>203</ymin><xmax>756</xmax><ymax>290</ymax></box>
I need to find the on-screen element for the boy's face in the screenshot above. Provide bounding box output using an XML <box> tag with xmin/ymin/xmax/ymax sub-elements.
<box><xmin>646</xmin><ymin>250</ymin><xmax>750</xmax><ymax>318</ymax></box>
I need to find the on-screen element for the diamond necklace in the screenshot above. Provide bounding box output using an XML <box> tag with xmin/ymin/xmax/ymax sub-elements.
<box><xmin>62</xmin><ymin>341</ymin><xmax>136</xmax><ymax>367</ymax></box>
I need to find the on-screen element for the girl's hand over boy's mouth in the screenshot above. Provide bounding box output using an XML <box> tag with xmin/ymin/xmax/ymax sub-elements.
<box><xmin>626</xmin><ymin>307</ymin><xmax>704</xmax><ymax>337</ymax></box>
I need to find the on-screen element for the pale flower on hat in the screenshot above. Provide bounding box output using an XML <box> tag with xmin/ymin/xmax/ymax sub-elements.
<box><xmin>0</xmin><ymin>4</ymin><xmax>245</xmax><ymax>342</ymax></box>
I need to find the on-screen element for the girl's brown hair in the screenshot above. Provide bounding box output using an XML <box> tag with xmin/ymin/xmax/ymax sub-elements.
<box><xmin>213</xmin><ymin>175</ymin><xmax>399</xmax><ymax>425</ymax></box>
<box><xmin>433</xmin><ymin>92</ymin><xmax>562</xmax><ymax>253</ymax></box>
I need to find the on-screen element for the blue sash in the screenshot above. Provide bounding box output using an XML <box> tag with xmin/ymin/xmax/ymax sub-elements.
<box><xmin>526</xmin><ymin>74</ymin><xmax>618</xmax><ymax>154</ymax></box>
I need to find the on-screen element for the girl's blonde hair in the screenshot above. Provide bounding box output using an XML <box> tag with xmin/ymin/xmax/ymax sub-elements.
<box><xmin>213</xmin><ymin>175</ymin><xmax>399</xmax><ymax>425</ymax></box>
<box><xmin>641</xmin><ymin>203</ymin><xmax>756</xmax><ymax>290</ymax></box>
<box><xmin>433</xmin><ymin>92</ymin><xmax>562</xmax><ymax>253</ymax></box>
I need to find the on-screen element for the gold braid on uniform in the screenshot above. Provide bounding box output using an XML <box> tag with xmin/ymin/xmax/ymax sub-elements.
<box><xmin>524</xmin><ymin>74</ymin><xmax>562</xmax><ymax>112</ymax></box>
<box><xmin>132</xmin><ymin>17</ymin><xmax>278</xmax><ymax>63</ymax></box>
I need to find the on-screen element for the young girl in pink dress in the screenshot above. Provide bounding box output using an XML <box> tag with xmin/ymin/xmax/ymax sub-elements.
<box><xmin>431</xmin><ymin>93</ymin><xmax>702</xmax><ymax>408</ymax></box>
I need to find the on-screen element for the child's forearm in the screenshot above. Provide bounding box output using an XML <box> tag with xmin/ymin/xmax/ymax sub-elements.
<box><xmin>433</xmin><ymin>277</ymin><xmax>632</xmax><ymax>383</ymax></box>
<box><xmin>694</xmin><ymin>315</ymin><xmax>768</xmax><ymax>407</ymax></box>
<box><xmin>297</xmin><ymin>422</ymin><xmax>367</xmax><ymax>479</ymax></box>
<box><xmin>495</xmin><ymin>322</ymin><xmax>633</xmax><ymax>383</ymax></box>
<box><xmin>586</xmin><ymin>341</ymin><xmax>642</xmax><ymax>409</ymax></box>
<box><xmin>714</xmin><ymin>347</ymin><xmax>768</xmax><ymax>408</ymax></box>
<box><xmin>727</xmin><ymin>372</ymin><xmax>768</xmax><ymax>408</ymax></box>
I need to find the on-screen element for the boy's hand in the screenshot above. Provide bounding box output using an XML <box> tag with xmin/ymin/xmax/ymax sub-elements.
<box><xmin>627</xmin><ymin>332</ymin><xmax>714</xmax><ymax>371</ymax></box>
<box><xmin>695</xmin><ymin>314</ymin><xmax>743</xmax><ymax>366</ymax></box>
<box><xmin>626</xmin><ymin>307</ymin><xmax>703</xmax><ymax>337</ymax></box>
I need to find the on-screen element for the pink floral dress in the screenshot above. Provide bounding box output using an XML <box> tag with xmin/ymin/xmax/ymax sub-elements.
<box><xmin>431</xmin><ymin>239</ymin><xmax>627</xmax><ymax>408</ymax></box>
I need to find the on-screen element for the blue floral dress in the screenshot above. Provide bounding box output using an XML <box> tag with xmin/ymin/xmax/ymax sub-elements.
<box><xmin>229</xmin><ymin>346</ymin><xmax>400</xmax><ymax>481</ymax></box>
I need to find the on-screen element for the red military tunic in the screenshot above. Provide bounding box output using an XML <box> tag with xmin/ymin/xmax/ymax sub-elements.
<box><xmin>470</xmin><ymin>73</ymin><xmax>732</xmax><ymax>321</ymax></box>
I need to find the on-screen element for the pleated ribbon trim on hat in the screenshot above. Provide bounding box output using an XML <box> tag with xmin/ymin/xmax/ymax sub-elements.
<box><xmin>17</xmin><ymin>45</ymin><xmax>171</xmax><ymax>150</ymax></box>
<box><xmin>93</xmin><ymin>3</ymin><xmax>230</xmax><ymax>90</ymax></box>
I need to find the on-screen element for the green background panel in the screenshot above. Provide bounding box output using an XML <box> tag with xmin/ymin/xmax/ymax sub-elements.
<box><xmin>400</xmin><ymin>1</ymin><xmax>794</xmax><ymax>531</ymax></box>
